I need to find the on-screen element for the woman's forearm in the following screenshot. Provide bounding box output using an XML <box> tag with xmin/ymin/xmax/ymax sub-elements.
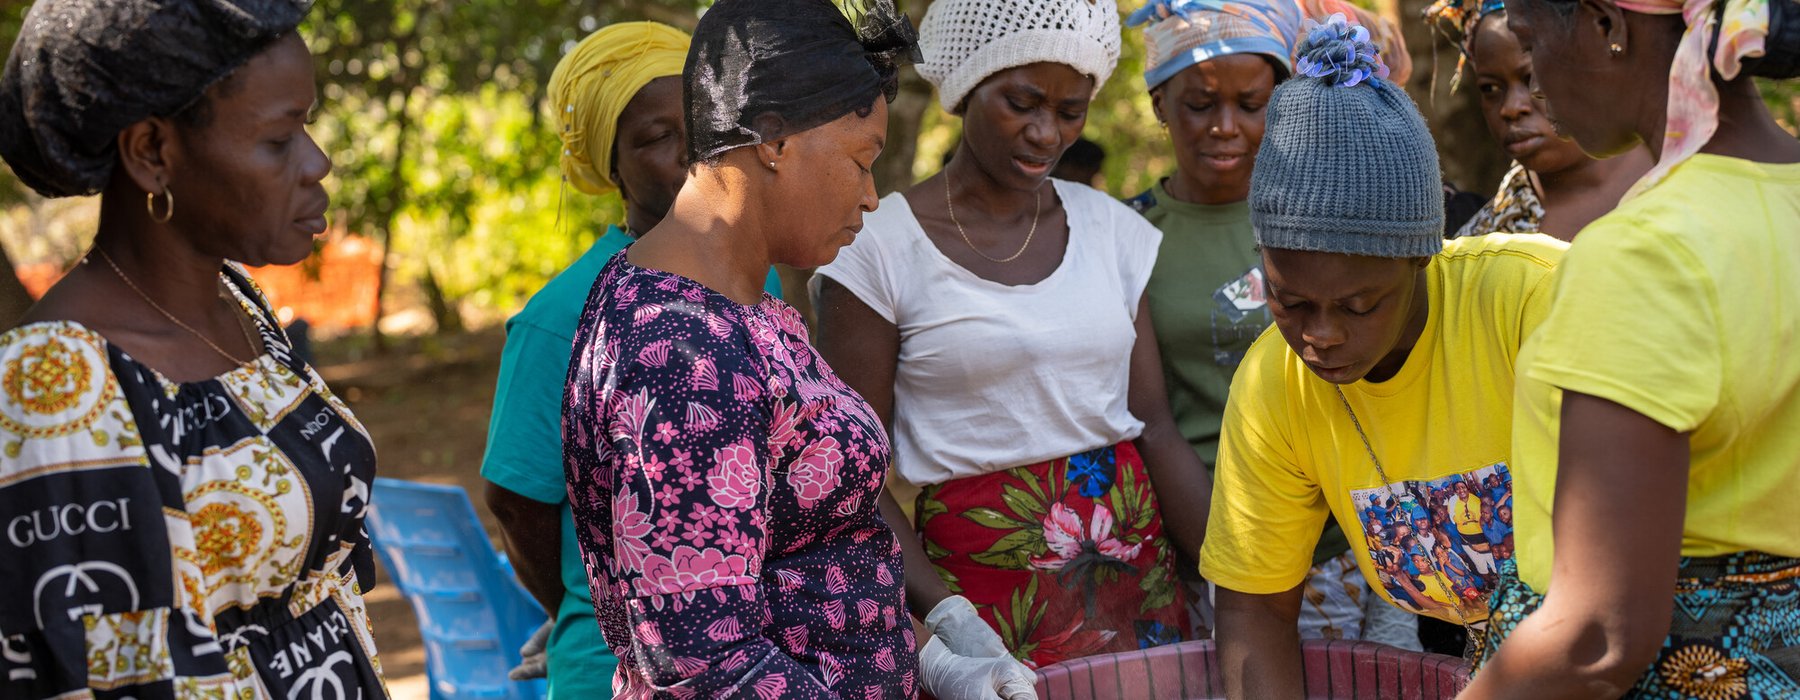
<box><xmin>881</xmin><ymin>489</ymin><xmax>954</xmax><ymax>619</ymax></box>
<box><xmin>1216</xmin><ymin>585</ymin><xmax>1307</xmax><ymax>700</ymax></box>
<box><xmin>1134</xmin><ymin>419</ymin><xmax>1212</xmax><ymax>562</ymax></box>
<box><xmin>1459</xmin><ymin>392</ymin><xmax>1688</xmax><ymax>698</ymax></box>
<box><xmin>1460</xmin><ymin>599</ymin><xmax>1654</xmax><ymax>700</ymax></box>
<box><xmin>485</xmin><ymin>481</ymin><xmax>567</xmax><ymax>618</ymax></box>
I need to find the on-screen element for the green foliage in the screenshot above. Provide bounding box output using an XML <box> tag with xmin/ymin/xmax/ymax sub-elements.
<box><xmin>392</xmin><ymin>86</ymin><xmax>618</xmax><ymax>315</ymax></box>
<box><xmin>298</xmin><ymin>0</ymin><xmax>704</xmax><ymax>331</ymax></box>
<box><xmin>1760</xmin><ymin>78</ymin><xmax>1800</xmax><ymax>137</ymax></box>
<box><xmin>0</xmin><ymin>2</ymin><xmax>31</xmax><ymax>208</ymax></box>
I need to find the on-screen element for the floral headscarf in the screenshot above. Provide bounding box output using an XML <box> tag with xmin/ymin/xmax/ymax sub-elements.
<box><xmin>1128</xmin><ymin>0</ymin><xmax>1414</xmax><ymax>88</ymax></box>
<box><xmin>1423</xmin><ymin>0</ymin><xmax>1508</xmax><ymax>90</ymax></box>
<box><xmin>1617</xmin><ymin>0</ymin><xmax>1771</xmax><ymax>197</ymax></box>
<box><xmin>1127</xmin><ymin>0</ymin><xmax>1307</xmax><ymax>89</ymax></box>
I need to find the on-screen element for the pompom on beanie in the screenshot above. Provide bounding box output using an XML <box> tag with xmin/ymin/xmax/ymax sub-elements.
<box><xmin>1249</xmin><ymin>14</ymin><xmax>1443</xmax><ymax>259</ymax></box>
<box><xmin>918</xmin><ymin>0</ymin><xmax>1123</xmax><ymax>112</ymax></box>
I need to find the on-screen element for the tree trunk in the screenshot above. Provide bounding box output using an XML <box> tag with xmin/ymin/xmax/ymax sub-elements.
<box><xmin>420</xmin><ymin>259</ymin><xmax>464</xmax><ymax>335</ymax></box>
<box><xmin>370</xmin><ymin>84</ymin><xmax>416</xmax><ymax>354</ymax></box>
<box><xmin>874</xmin><ymin>65</ymin><xmax>933</xmax><ymax>197</ymax></box>
<box><xmin>1383</xmin><ymin>0</ymin><xmax>1509</xmax><ymax>197</ymax></box>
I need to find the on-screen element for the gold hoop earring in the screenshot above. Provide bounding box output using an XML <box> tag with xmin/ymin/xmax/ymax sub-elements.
<box><xmin>146</xmin><ymin>187</ymin><xmax>174</xmax><ymax>223</ymax></box>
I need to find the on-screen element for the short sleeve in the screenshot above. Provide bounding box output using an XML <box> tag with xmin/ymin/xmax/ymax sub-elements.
<box><xmin>564</xmin><ymin>291</ymin><xmax>835</xmax><ymax>697</ymax></box>
<box><xmin>1525</xmin><ymin>219</ymin><xmax>1722</xmax><ymax>432</ymax></box>
<box><xmin>1514</xmin><ymin>251</ymin><xmax>1558</xmax><ymax>353</ymax></box>
<box><xmin>480</xmin><ymin>319</ymin><xmax>575</xmax><ymax>504</ymax></box>
<box><xmin>1090</xmin><ymin>184</ymin><xmax>1162</xmax><ymax>320</ymax></box>
<box><xmin>1198</xmin><ymin>333</ymin><xmax>1330</xmax><ymax>595</ymax></box>
<box><xmin>0</xmin><ymin>326</ymin><xmax>186</xmax><ymax>697</ymax></box>
<box><xmin>813</xmin><ymin>215</ymin><xmax>899</xmax><ymax>324</ymax></box>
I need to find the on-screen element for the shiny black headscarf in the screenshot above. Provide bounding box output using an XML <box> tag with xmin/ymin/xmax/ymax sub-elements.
<box><xmin>685</xmin><ymin>0</ymin><xmax>920</xmax><ymax>164</ymax></box>
<box><xmin>0</xmin><ymin>0</ymin><xmax>312</xmax><ymax>198</ymax></box>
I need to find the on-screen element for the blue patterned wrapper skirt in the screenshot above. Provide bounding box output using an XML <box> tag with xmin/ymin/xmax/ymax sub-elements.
<box><xmin>1479</xmin><ymin>553</ymin><xmax>1800</xmax><ymax>699</ymax></box>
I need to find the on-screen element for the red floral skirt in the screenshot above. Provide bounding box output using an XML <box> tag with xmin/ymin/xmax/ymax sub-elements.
<box><xmin>915</xmin><ymin>441</ymin><xmax>1190</xmax><ymax>669</ymax></box>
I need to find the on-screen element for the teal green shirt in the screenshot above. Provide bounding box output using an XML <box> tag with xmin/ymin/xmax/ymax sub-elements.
<box><xmin>479</xmin><ymin>226</ymin><xmax>781</xmax><ymax>698</ymax></box>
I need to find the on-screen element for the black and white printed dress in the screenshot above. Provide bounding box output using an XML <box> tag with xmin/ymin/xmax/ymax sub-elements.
<box><xmin>0</xmin><ymin>265</ymin><xmax>386</xmax><ymax>699</ymax></box>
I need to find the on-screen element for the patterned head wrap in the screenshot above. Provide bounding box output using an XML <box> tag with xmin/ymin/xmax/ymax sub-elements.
<box><xmin>1614</xmin><ymin>0</ymin><xmax>1774</xmax><ymax>197</ymax></box>
<box><xmin>547</xmin><ymin>22</ymin><xmax>690</xmax><ymax>197</ymax></box>
<box><xmin>0</xmin><ymin>0</ymin><xmax>312</xmax><ymax>198</ymax></box>
<box><xmin>1127</xmin><ymin>0</ymin><xmax>1308</xmax><ymax>90</ymax></box>
<box><xmin>686</xmin><ymin>0</ymin><xmax>919</xmax><ymax>164</ymax></box>
<box><xmin>1422</xmin><ymin>0</ymin><xmax>1510</xmax><ymax>91</ymax></box>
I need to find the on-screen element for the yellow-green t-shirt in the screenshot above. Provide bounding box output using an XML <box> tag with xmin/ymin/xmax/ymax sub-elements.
<box><xmin>1199</xmin><ymin>234</ymin><xmax>1565</xmax><ymax>625</ymax></box>
<box><xmin>1511</xmin><ymin>155</ymin><xmax>1800</xmax><ymax>593</ymax></box>
<box><xmin>1450</xmin><ymin>493</ymin><xmax>1484</xmax><ymax>538</ymax></box>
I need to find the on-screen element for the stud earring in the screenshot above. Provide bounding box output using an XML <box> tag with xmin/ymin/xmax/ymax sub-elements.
<box><xmin>1609</xmin><ymin>43</ymin><xmax>1623</xmax><ymax>56</ymax></box>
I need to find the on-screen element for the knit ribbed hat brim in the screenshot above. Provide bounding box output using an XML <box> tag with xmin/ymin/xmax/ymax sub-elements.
<box><xmin>1251</xmin><ymin>211</ymin><xmax>1445</xmax><ymax>257</ymax></box>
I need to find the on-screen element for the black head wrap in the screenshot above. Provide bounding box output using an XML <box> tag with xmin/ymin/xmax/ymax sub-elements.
<box><xmin>685</xmin><ymin>0</ymin><xmax>920</xmax><ymax>164</ymax></box>
<box><xmin>0</xmin><ymin>0</ymin><xmax>312</xmax><ymax>198</ymax></box>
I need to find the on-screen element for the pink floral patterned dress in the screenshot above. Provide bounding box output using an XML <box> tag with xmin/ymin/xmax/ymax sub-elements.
<box><xmin>563</xmin><ymin>254</ymin><xmax>916</xmax><ymax>699</ymax></box>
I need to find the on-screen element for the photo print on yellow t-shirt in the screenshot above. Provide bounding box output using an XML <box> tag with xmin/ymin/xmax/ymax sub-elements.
<box><xmin>1352</xmin><ymin>463</ymin><xmax>1514</xmax><ymax>622</ymax></box>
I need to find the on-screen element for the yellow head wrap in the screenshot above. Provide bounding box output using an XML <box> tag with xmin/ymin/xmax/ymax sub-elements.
<box><xmin>547</xmin><ymin>22</ymin><xmax>691</xmax><ymax>196</ymax></box>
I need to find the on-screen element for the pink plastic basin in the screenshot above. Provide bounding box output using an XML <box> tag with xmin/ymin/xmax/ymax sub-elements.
<box><xmin>1032</xmin><ymin>639</ymin><xmax>1471</xmax><ymax>700</ymax></box>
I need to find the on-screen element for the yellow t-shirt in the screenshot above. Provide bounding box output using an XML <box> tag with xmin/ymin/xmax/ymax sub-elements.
<box><xmin>1450</xmin><ymin>493</ymin><xmax>1484</xmax><ymax>538</ymax></box>
<box><xmin>1512</xmin><ymin>155</ymin><xmax>1800</xmax><ymax>593</ymax></box>
<box><xmin>1199</xmin><ymin>234</ymin><xmax>1565</xmax><ymax>625</ymax></box>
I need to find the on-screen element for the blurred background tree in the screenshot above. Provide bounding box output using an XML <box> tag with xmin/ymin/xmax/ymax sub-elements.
<box><xmin>0</xmin><ymin>0</ymin><xmax>1793</xmax><ymax>340</ymax></box>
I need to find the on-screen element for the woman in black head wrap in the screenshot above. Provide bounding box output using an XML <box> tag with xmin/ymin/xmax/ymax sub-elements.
<box><xmin>0</xmin><ymin>2</ymin><xmax>384</xmax><ymax>698</ymax></box>
<box><xmin>561</xmin><ymin>1</ymin><xmax>1030</xmax><ymax>698</ymax></box>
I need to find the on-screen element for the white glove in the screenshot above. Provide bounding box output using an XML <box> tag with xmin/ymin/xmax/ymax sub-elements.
<box><xmin>925</xmin><ymin>595</ymin><xmax>1012</xmax><ymax>659</ymax></box>
<box><xmin>918</xmin><ymin>635</ymin><xmax>1038</xmax><ymax>700</ymax></box>
<box><xmin>507</xmin><ymin>620</ymin><xmax>553</xmax><ymax>681</ymax></box>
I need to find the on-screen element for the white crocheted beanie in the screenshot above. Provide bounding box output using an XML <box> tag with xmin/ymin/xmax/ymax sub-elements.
<box><xmin>918</xmin><ymin>0</ymin><xmax>1124</xmax><ymax>112</ymax></box>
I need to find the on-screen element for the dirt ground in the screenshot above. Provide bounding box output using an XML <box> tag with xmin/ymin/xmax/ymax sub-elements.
<box><xmin>318</xmin><ymin>328</ymin><xmax>513</xmax><ymax>699</ymax></box>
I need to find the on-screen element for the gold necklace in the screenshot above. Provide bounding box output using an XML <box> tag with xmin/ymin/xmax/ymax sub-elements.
<box><xmin>1333</xmin><ymin>385</ymin><xmax>1476</xmax><ymax>629</ymax></box>
<box><xmin>945</xmin><ymin>176</ymin><xmax>1042</xmax><ymax>264</ymax></box>
<box><xmin>95</xmin><ymin>248</ymin><xmax>260</xmax><ymax>367</ymax></box>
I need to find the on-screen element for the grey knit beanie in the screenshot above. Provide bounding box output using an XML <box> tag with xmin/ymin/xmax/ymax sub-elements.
<box><xmin>1249</xmin><ymin>14</ymin><xmax>1443</xmax><ymax>258</ymax></box>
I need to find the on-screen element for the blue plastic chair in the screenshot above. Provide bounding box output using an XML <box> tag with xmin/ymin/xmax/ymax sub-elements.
<box><xmin>367</xmin><ymin>478</ymin><xmax>549</xmax><ymax>700</ymax></box>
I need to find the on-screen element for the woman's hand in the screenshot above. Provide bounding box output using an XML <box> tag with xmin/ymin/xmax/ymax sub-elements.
<box><xmin>925</xmin><ymin>594</ymin><xmax>1011</xmax><ymax>658</ymax></box>
<box><xmin>918</xmin><ymin>636</ymin><xmax>1039</xmax><ymax>700</ymax></box>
